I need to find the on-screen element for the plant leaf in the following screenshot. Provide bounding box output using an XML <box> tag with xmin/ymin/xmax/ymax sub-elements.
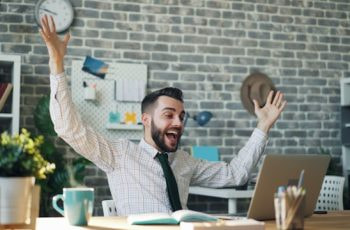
<box><xmin>33</xmin><ymin>95</ymin><xmax>57</xmax><ymax>137</ymax></box>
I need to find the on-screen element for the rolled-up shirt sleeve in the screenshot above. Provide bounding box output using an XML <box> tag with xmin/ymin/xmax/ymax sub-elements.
<box><xmin>49</xmin><ymin>72</ymin><xmax>123</xmax><ymax>173</ymax></box>
<box><xmin>189</xmin><ymin>128</ymin><xmax>268</xmax><ymax>187</ymax></box>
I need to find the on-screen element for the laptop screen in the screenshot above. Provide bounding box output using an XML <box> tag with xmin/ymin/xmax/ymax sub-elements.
<box><xmin>247</xmin><ymin>154</ymin><xmax>330</xmax><ymax>220</ymax></box>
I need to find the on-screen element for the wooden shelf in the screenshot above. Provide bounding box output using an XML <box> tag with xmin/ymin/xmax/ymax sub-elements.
<box><xmin>0</xmin><ymin>113</ymin><xmax>13</xmax><ymax>118</ymax></box>
<box><xmin>0</xmin><ymin>54</ymin><xmax>20</xmax><ymax>135</ymax></box>
<box><xmin>106</xmin><ymin>123</ymin><xmax>143</xmax><ymax>130</ymax></box>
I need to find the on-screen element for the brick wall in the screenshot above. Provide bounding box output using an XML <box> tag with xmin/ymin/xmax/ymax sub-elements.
<box><xmin>1</xmin><ymin>0</ymin><xmax>349</xmax><ymax>215</ymax></box>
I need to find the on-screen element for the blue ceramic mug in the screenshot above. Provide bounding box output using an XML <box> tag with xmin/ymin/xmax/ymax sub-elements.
<box><xmin>52</xmin><ymin>188</ymin><xmax>94</xmax><ymax>226</ymax></box>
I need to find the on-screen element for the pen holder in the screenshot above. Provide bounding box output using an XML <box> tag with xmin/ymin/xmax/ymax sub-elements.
<box><xmin>84</xmin><ymin>87</ymin><xmax>96</xmax><ymax>101</ymax></box>
<box><xmin>274</xmin><ymin>189</ymin><xmax>306</xmax><ymax>230</ymax></box>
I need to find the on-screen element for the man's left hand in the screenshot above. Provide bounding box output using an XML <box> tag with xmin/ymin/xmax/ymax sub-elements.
<box><xmin>254</xmin><ymin>90</ymin><xmax>287</xmax><ymax>134</ymax></box>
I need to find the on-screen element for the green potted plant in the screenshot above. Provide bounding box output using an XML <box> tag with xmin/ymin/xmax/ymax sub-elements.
<box><xmin>0</xmin><ymin>128</ymin><xmax>55</xmax><ymax>224</ymax></box>
<box><xmin>34</xmin><ymin>95</ymin><xmax>91</xmax><ymax>216</ymax></box>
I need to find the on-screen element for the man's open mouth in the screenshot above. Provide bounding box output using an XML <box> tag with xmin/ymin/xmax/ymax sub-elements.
<box><xmin>165</xmin><ymin>130</ymin><xmax>179</xmax><ymax>143</ymax></box>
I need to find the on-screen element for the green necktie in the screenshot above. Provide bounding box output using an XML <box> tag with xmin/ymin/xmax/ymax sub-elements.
<box><xmin>156</xmin><ymin>153</ymin><xmax>182</xmax><ymax>212</ymax></box>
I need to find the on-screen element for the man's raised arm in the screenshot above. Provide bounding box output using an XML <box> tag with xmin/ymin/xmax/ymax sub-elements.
<box><xmin>39</xmin><ymin>15</ymin><xmax>121</xmax><ymax>173</ymax></box>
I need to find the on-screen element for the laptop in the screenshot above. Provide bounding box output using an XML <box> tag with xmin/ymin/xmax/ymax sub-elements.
<box><xmin>246</xmin><ymin>154</ymin><xmax>330</xmax><ymax>220</ymax></box>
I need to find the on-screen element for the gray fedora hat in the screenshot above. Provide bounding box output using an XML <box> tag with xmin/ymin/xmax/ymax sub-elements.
<box><xmin>240</xmin><ymin>72</ymin><xmax>276</xmax><ymax>116</ymax></box>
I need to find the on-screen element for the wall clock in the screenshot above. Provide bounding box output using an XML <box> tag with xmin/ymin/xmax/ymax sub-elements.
<box><xmin>34</xmin><ymin>0</ymin><xmax>74</xmax><ymax>33</ymax></box>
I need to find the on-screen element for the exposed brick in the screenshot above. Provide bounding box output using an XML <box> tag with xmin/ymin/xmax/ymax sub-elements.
<box><xmin>117</xmin><ymin>22</ymin><xmax>143</xmax><ymax>31</ymax></box>
<box><xmin>172</xmin><ymin>25</ymin><xmax>196</xmax><ymax>34</ymax></box>
<box><xmin>314</xmin><ymin>2</ymin><xmax>335</xmax><ymax>10</ymax></box>
<box><xmin>0</xmin><ymin>24</ymin><xmax>8</xmax><ymax>32</ymax></box>
<box><xmin>184</xmin><ymin>35</ymin><xmax>207</xmax><ymax>44</ymax></box>
<box><xmin>248</xmin><ymin>31</ymin><xmax>270</xmax><ymax>40</ymax></box>
<box><xmin>0</xmin><ymin>14</ymin><xmax>23</xmax><ymax>23</ymax></box>
<box><xmin>171</xmin><ymin>45</ymin><xmax>195</xmax><ymax>53</ymax></box>
<box><xmin>94</xmin><ymin>50</ymin><xmax>121</xmax><ymax>59</ymax></box>
<box><xmin>2</xmin><ymin>44</ymin><xmax>31</xmax><ymax>53</ymax></box>
<box><xmin>247</xmin><ymin>49</ymin><xmax>270</xmax><ymax>57</ymax></box>
<box><xmin>180</xmin><ymin>54</ymin><xmax>203</xmax><ymax>63</ymax></box>
<box><xmin>224</xmin><ymin>11</ymin><xmax>245</xmax><ymax>20</ymax></box>
<box><xmin>129</xmin><ymin>13</ymin><xmax>156</xmax><ymax>22</ymax></box>
<box><xmin>86</xmin><ymin>39</ymin><xmax>112</xmax><ymax>49</ymax></box>
<box><xmin>10</xmin><ymin>24</ymin><xmax>36</xmax><ymax>33</ymax></box>
<box><xmin>197</xmin><ymin>9</ymin><xmax>221</xmax><ymax>18</ymax></box>
<box><xmin>331</xmin><ymin>45</ymin><xmax>350</xmax><ymax>53</ymax></box>
<box><xmin>298</xmin><ymin>69</ymin><xmax>319</xmax><ymax>77</ymax></box>
<box><xmin>129</xmin><ymin>32</ymin><xmax>155</xmax><ymax>41</ymax></box>
<box><xmin>184</xmin><ymin>17</ymin><xmax>207</xmax><ymax>26</ymax></box>
<box><xmin>272</xmin><ymin>50</ymin><xmax>294</xmax><ymax>58</ymax></box>
<box><xmin>172</xmin><ymin>63</ymin><xmax>196</xmax><ymax>72</ymax></box>
<box><xmin>153</xmin><ymin>72</ymin><xmax>178</xmax><ymax>81</ymax></box>
<box><xmin>321</xmin><ymin>53</ymin><xmax>341</xmax><ymax>61</ymax></box>
<box><xmin>271</xmin><ymin>15</ymin><xmax>293</xmax><ymax>23</ymax></box>
<box><xmin>232</xmin><ymin>2</ymin><xmax>254</xmax><ymax>11</ymax></box>
<box><xmin>87</xmin><ymin>20</ymin><xmax>114</xmax><ymax>29</ymax></box>
<box><xmin>198</xmin><ymin>28</ymin><xmax>221</xmax><ymax>36</ymax></box>
<box><xmin>85</xmin><ymin>1</ymin><xmax>111</xmax><ymax>10</ymax></box>
<box><xmin>157</xmin><ymin>34</ymin><xmax>181</xmax><ymax>43</ymax></box>
<box><xmin>114</xmin><ymin>3</ymin><xmax>140</xmax><ymax>12</ymax></box>
<box><xmin>259</xmin><ymin>22</ymin><xmax>282</xmax><ymax>31</ymax></box>
<box><xmin>257</xmin><ymin>4</ymin><xmax>278</xmax><ymax>13</ymax></box>
<box><xmin>75</xmin><ymin>9</ymin><xmax>99</xmax><ymax>18</ymax></box>
<box><xmin>280</xmin><ymin>7</ymin><xmax>301</xmax><ymax>15</ymax></box>
<box><xmin>142</xmin><ymin>5</ymin><xmax>167</xmax><ymax>14</ymax></box>
<box><xmin>152</xmin><ymin>53</ymin><xmax>177</xmax><ymax>62</ymax></box>
<box><xmin>124</xmin><ymin>52</ymin><xmax>150</xmax><ymax>60</ymax></box>
<box><xmin>169</xmin><ymin>6</ymin><xmax>194</xmax><ymax>15</ymax></box>
<box><xmin>0</xmin><ymin>34</ymin><xmax>23</xmax><ymax>43</ymax></box>
<box><xmin>303</xmin><ymin>9</ymin><xmax>324</xmax><ymax>17</ymax></box>
<box><xmin>101</xmin><ymin>12</ymin><xmax>127</xmax><ymax>20</ymax></box>
<box><xmin>144</xmin><ymin>62</ymin><xmax>169</xmax><ymax>71</ymax></box>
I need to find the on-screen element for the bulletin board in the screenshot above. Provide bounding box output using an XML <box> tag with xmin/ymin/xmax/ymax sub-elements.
<box><xmin>71</xmin><ymin>60</ymin><xmax>147</xmax><ymax>140</ymax></box>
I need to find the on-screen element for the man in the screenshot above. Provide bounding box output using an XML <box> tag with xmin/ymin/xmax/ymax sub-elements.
<box><xmin>40</xmin><ymin>15</ymin><xmax>287</xmax><ymax>215</ymax></box>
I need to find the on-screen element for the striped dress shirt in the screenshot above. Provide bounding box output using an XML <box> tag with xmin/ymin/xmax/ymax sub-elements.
<box><xmin>49</xmin><ymin>73</ymin><xmax>268</xmax><ymax>215</ymax></box>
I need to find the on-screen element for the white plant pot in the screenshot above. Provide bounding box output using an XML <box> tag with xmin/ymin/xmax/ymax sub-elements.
<box><xmin>0</xmin><ymin>176</ymin><xmax>35</xmax><ymax>224</ymax></box>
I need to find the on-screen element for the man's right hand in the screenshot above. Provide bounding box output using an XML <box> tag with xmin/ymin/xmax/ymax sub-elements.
<box><xmin>39</xmin><ymin>15</ymin><xmax>70</xmax><ymax>75</ymax></box>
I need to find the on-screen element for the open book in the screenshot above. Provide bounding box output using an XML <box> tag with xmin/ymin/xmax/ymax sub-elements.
<box><xmin>127</xmin><ymin>210</ymin><xmax>218</xmax><ymax>225</ymax></box>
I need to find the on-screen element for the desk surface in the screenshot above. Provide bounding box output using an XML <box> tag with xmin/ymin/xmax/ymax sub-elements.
<box><xmin>36</xmin><ymin>211</ymin><xmax>350</xmax><ymax>230</ymax></box>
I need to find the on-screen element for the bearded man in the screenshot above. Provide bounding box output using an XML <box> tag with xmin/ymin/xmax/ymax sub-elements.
<box><xmin>40</xmin><ymin>15</ymin><xmax>287</xmax><ymax>215</ymax></box>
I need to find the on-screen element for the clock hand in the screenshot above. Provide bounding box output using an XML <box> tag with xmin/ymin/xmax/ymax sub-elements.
<box><xmin>40</xmin><ymin>8</ymin><xmax>57</xmax><ymax>16</ymax></box>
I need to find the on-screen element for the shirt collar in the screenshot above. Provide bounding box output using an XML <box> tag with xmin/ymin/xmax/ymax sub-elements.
<box><xmin>139</xmin><ymin>138</ymin><xmax>178</xmax><ymax>162</ymax></box>
<box><xmin>139</xmin><ymin>138</ymin><xmax>159</xmax><ymax>159</ymax></box>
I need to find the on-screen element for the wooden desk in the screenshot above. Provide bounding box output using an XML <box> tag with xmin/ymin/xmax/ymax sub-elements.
<box><xmin>36</xmin><ymin>211</ymin><xmax>350</xmax><ymax>230</ymax></box>
<box><xmin>189</xmin><ymin>186</ymin><xmax>253</xmax><ymax>214</ymax></box>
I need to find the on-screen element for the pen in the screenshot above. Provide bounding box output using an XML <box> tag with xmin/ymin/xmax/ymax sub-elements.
<box><xmin>297</xmin><ymin>169</ymin><xmax>304</xmax><ymax>188</ymax></box>
<box><xmin>114</xmin><ymin>80</ymin><xmax>116</xmax><ymax>100</ymax></box>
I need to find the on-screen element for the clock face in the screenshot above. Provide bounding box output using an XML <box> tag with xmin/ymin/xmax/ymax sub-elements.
<box><xmin>35</xmin><ymin>0</ymin><xmax>74</xmax><ymax>33</ymax></box>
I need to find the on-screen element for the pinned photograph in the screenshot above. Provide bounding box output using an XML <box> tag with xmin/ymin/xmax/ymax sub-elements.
<box><xmin>82</xmin><ymin>56</ymin><xmax>108</xmax><ymax>79</ymax></box>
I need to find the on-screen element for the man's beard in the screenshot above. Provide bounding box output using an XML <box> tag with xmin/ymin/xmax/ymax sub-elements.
<box><xmin>151</xmin><ymin>120</ymin><xmax>181</xmax><ymax>153</ymax></box>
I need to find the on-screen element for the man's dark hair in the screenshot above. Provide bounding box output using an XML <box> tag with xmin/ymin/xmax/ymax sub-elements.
<box><xmin>141</xmin><ymin>87</ymin><xmax>183</xmax><ymax>113</ymax></box>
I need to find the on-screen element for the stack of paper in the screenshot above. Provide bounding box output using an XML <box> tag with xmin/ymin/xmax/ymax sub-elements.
<box><xmin>116</xmin><ymin>79</ymin><xmax>146</xmax><ymax>102</ymax></box>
